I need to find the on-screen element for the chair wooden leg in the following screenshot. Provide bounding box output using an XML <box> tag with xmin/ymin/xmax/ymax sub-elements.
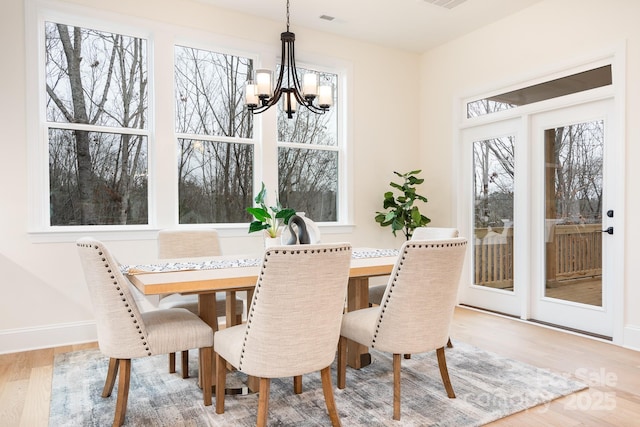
<box><xmin>447</xmin><ymin>337</ymin><xmax>453</xmax><ymax>348</ymax></box>
<box><xmin>257</xmin><ymin>377</ymin><xmax>271</xmax><ymax>427</ymax></box>
<box><xmin>113</xmin><ymin>359</ymin><xmax>131</xmax><ymax>427</ymax></box>
<box><xmin>293</xmin><ymin>375</ymin><xmax>302</xmax><ymax>394</ymax></box>
<box><xmin>102</xmin><ymin>357</ymin><xmax>119</xmax><ymax>398</ymax></box>
<box><xmin>403</xmin><ymin>354</ymin><xmax>411</xmax><ymax>359</ymax></box>
<box><xmin>215</xmin><ymin>353</ymin><xmax>227</xmax><ymax>414</ymax></box>
<box><xmin>436</xmin><ymin>347</ymin><xmax>456</xmax><ymax>398</ymax></box>
<box><xmin>181</xmin><ymin>350</ymin><xmax>189</xmax><ymax>379</ymax></box>
<box><xmin>168</xmin><ymin>353</ymin><xmax>176</xmax><ymax>373</ymax></box>
<box><xmin>337</xmin><ymin>336</ymin><xmax>347</xmax><ymax>389</ymax></box>
<box><xmin>321</xmin><ymin>366</ymin><xmax>342</xmax><ymax>427</ymax></box>
<box><xmin>200</xmin><ymin>347</ymin><xmax>212</xmax><ymax>406</ymax></box>
<box><xmin>393</xmin><ymin>353</ymin><xmax>401</xmax><ymax>421</ymax></box>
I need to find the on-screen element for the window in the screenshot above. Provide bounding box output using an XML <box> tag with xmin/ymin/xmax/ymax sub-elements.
<box><xmin>277</xmin><ymin>67</ymin><xmax>339</xmax><ymax>222</ymax></box>
<box><xmin>30</xmin><ymin>2</ymin><xmax>348</xmax><ymax>234</ymax></box>
<box><xmin>467</xmin><ymin>65</ymin><xmax>612</xmax><ymax>118</ymax></box>
<box><xmin>45</xmin><ymin>22</ymin><xmax>148</xmax><ymax>225</ymax></box>
<box><xmin>174</xmin><ymin>45</ymin><xmax>254</xmax><ymax>223</ymax></box>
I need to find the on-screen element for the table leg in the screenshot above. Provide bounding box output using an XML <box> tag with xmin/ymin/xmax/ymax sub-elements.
<box><xmin>246</xmin><ymin>288</ymin><xmax>254</xmax><ymax>311</ymax></box>
<box><xmin>346</xmin><ymin>277</ymin><xmax>372</xmax><ymax>369</ymax></box>
<box><xmin>198</xmin><ymin>293</ymin><xmax>220</xmax><ymax>389</ymax></box>
<box><xmin>225</xmin><ymin>291</ymin><xmax>238</xmax><ymax>327</ymax></box>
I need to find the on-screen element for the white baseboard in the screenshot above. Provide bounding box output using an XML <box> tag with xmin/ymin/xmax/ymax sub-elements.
<box><xmin>0</xmin><ymin>320</ymin><xmax>97</xmax><ymax>354</ymax></box>
<box><xmin>623</xmin><ymin>324</ymin><xmax>640</xmax><ymax>351</ymax></box>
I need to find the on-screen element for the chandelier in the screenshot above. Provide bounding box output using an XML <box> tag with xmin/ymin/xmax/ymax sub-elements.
<box><xmin>245</xmin><ymin>0</ymin><xmax>333</xmax><ymax>119</ymax></box>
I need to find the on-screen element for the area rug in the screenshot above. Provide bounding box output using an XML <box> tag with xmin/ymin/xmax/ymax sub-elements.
<box><xmin>49</xmin><ymin>341</ymin><xmax>586</xmax><ymax>426</ymax></box>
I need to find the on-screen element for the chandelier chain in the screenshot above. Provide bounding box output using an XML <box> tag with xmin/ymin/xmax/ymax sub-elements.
<box><xmin>286</xmin><ymin>0</ymin><xmax>290</xmax><ymax>32</ymax></box>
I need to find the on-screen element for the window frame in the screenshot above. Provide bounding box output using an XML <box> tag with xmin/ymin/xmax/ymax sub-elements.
<box><xmin>172</xmin><ymin>42</ymin><xmax>257</xmax><ymax>225</ymax></box>
<box><xmin>26</xmin><ymin>0</ymin><xmax>352</xmax><ymax>242</ymax></box>
<box><xmin>44</xmin><ymin>21</ymin><xmax>152</xmax><ymax>228</ymax></box>
<box><xmin>275</xmin><ymin>60</ymin><xmax>344</xmax><ymax>224</ymax></box>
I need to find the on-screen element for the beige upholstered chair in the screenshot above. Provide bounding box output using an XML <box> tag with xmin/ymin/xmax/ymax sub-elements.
<box><xmin>157</xmin><ymin>228</ymin><xmax>244</xmax><ymax>378</ymax></box>
<box><xmin>368</xmin><ymin>227</ymin><xmax>459</xmax><ymax>306</ymax></box>
<box><xmin>338</xmin><ymin>238</ymin><xmax>467</xmax><ymax>421</ymax></box>
<box><xmin>412</xmin><ymin>226</ymin><xmax>459</xmax><ymax>241</ymax></box>
<box><xmin>157</xmin><ymin>228</ymin><xmax>223</xmax><ymax>259</ymax></box>
<box><xmin>76</xmin><ymin>238</ymin><xmax>213</xmax><ymax>427</ymax></box>
<box><xmin>214</xmin><ymin>243</ymin><xmax>352</xmax><ymax>427</ymax></box>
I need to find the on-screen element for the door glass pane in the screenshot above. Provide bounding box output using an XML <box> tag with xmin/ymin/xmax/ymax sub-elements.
<box><xmin>544</xmin><ymin>121</ymin><xmax>603</xmax><ymax>306</ymax></box>
<box><xmin>473</xmin><ymin>137</ymin><xmax>515</xmax><ymax>291</ymax></box>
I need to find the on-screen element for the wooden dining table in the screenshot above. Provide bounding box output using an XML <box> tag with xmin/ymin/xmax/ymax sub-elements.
<box><xmin>125</xmin><ymin>248</ymin><xmax>398</xmax><ymax>388</ymax></box>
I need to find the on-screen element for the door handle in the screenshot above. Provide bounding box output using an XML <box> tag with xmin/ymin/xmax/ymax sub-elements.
<box><xmin>601</xmin><ymin>226</ymin><xmax>614</xmax><ymax>235</ymax></box>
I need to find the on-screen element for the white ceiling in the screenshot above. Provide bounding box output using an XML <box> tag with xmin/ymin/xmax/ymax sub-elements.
<box><xmin>197</xmin><ymin>0</ymin><xmax>543</xmax><ymax>53</ymax></box>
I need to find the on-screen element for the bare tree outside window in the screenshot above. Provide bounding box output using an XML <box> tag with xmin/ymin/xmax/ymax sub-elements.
<box><xmin>474</xmin><ymin>137</ymin><xmax>515</xmax><ymax>228</ymax></box>
<box><xmin>174</xmin><ymin>46</ymin><xmax>254</xmax><ymax>223</ymax></box>
<box><xmin>466</xmin><ymin>66</ymin><xmax>611</xmax><ymax>119</ymax></box>
<box><xmin>473</xmin><ymin>137</ymin><xmax>515</xmax><ymax>290</ymax></box>
<box><xmin>277</xmin><ymin>68</ymin><xmax>339</xmax><ymax>221</ymax></box>
<box><xmin>467</xmin><ymin>98</ymin><xmax>515</xmax><ymax>118</ymax></box>
<box><xmin>38</xmin><ymin>18</ymin><xmax>346</xmax><ymax>230</ymax></box>
<box><xmin>547</xmin><ymin>122</ymin><xmax>604</xmax><ymax>224</ymax></box>
<box><xmin>45</xmin><ymin>22</ymin><xmax>148</xmax><ymax>225</ymax></box>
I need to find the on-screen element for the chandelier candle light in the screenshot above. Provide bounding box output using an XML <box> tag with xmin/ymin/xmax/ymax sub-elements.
<box><xmin>245</xmin><ymin>0</ymin><xmax>333</xmax><ymax>119</ymax></box>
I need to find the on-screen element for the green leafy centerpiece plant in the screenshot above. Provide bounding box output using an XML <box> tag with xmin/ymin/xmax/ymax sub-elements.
<box><xmin>246</xmin><ymin>182</ymin><xmax>296</xmax><ymax>238</ymax></box>
<box><xmin>375</xmin><ymin>170</ymin><xmax>431</xmax><ymax>240</ymax></box>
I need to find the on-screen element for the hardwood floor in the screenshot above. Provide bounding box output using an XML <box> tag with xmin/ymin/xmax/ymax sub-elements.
<box><xmin>0</xmin><ymin>341</ymin><xmax>98</xmax><ymax>426</ymax></box>
<box><xmin>1</xmin><ymin>307</ymin><xmax>638</xmax><ymax>426</ymax></box>
<box><xmin>452</xmin><ymin>307</ymin><xmax>640</xmax><ymax>426</ymax></box>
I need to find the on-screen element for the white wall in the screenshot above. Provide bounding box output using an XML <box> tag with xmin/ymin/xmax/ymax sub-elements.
<box><xmin>0</xmin><ymin>0</ymin><xmax>421</xmax><ymax>353</ymax></box>
<box><xmin>420</xmin><ymin>0</ymin><xmax>640</xmax><ymax>349</ymax></box>
<box><xmin>8</xmin><ymin>0</ymin><xmax>637</xmax><ymax>354</ymax></box>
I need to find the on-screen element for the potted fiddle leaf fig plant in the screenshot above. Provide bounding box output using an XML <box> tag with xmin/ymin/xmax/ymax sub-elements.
<box><xmin>375</xmin><ymin>170</ymin><xmax>431</xmax><ymax>240</ymax></box>
<box><xmin>246</xmin><ymin>182</ymin><xmax>296</xmax><ymax>238</ymax></box>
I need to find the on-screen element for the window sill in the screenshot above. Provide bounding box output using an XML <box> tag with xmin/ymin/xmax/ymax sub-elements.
<box><xmin>28</xmin><ymin>223</ymin><xmax>355</xmax><ymax>243</ymax></box>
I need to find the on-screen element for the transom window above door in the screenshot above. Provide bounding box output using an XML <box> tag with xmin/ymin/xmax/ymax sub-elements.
<box><xmin>467</xmin><ymin>65</ymin><xmax>612</xmax><ymax>118</ymax></box>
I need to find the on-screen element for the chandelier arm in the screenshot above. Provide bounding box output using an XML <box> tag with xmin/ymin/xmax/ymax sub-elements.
<box><xmin>287</xmin><ymin>38</ymin><xmax>310</xmax><ymax>107</ymax></box>
<box><xmin>272</xmin><ymin>33</ymin><xmax>289</xmax><ymax>98</ymax></box>
<box><xmin>249</xmin><ymin>100</ymin><xmax>273</xmax><ymax>114</ymax></box>
<box><xmin>285</xmin><ymin>35</ymin><xmax>326</xmax><ymax>113</ymax></box>
<box><xmin>287</xmin><ymin>38</ymin><xmax>301</xmax><ymax>93</ymax></box>
<box><xmin>301</xmin><ymin>103</ymin><xmax>328</xmax><ymax>114</ymax></box>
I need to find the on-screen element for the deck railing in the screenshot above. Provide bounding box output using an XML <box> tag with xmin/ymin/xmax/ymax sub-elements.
<box><xmin>474</xmin><ymin>224</ymin><xmax>602</xmax><ymax>288</ymax></box>
<box><xmin>546</xmin><ymin>223</ymin><xmax>602</xmax><ymax>283</ymax></box>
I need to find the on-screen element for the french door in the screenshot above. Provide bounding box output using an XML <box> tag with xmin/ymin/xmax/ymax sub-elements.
<box><xmin>529</xmin><ymin>100</ymin><xmax>617</xmax><ymax>337</ymax></box>
<box><xmin>459</xmin><ymin>99</ymin><xmax>619</xmax><ymax>338</ymax></box>
<box><xmin>458</xmin><ymin>118</ymin><xmax>524</xmax><ymax>317</ymax></box>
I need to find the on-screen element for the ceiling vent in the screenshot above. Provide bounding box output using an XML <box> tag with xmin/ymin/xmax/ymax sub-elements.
<box><xmin>423</xmin><ymin>0</ymin><xmax>468</xmax><ymax>9</ymax></box>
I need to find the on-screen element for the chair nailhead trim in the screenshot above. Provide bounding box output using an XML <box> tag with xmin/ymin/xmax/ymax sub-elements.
<box><xmin>80</xmin><ymin>242</ymin><xmax>151</xmax><ymax>357</ymax></box>
<box><xmin>370</xmin><ymin>239</ymin><xmax>467</xmax><ymax>348</ymax></box>
<box><xmin>238</xmin><ymin>243</ymin><xmax>352</xmax><ymax>369</ymax></box>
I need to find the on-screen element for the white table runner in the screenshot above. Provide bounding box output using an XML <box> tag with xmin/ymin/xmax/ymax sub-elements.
<box><xmin>122</xmin><ymin>248</ymin><xmax>398</xmax><ymax>275</ymax></box>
